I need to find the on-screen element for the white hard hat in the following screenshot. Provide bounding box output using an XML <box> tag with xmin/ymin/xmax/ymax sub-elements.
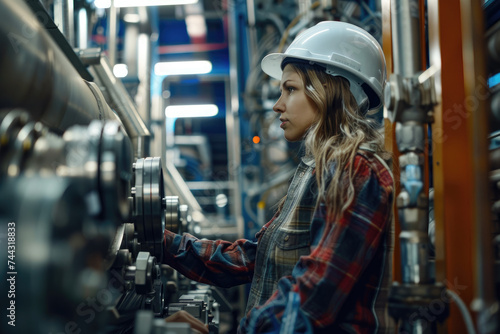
<box><xmin>261</xmin><ymin>21</ymin><xmax>387</xmax><ymax>111</ymax></box>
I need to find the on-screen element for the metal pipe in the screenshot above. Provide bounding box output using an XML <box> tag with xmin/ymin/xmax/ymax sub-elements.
<box><xmin>228</xmin><ymin>2</ymin><xmax>244</xmax><ymax>241</ymax></box>
<box><xmin>391</xmin><ymin>0</ymin><xmax>430</xmax><ymax>285</ymax></box>
<box><xmin>89</xmin><ymin>55</ymin><xmax>150</xmax><ymax>159</ymax></box>
<box><xmin>137</xmin><ymin>33</ymin><xmax>151</xmax><ymax>130</ymax></box>
<box><xmin>246</xmin><ymin>0</ymin><xmax>258</xmax><ymax>63</ymax></box>
<box><xmin>224</xmin><ymin>77</ymin><xmax>244</xmax><ymax>228</ymax></box>
<box><xmin>391</xmin><ymin>0</ymin><xmax>422</xmax><ymax>76</ymax></box>
<box><xmin>0</xmin><ymin>0</ymin><xmax>116</xmax><ymax>131</ymax></box>
<box><xmin>229</xmin><ymin>0</ymin><xmax>247</xmax><ymax>317</ymax></box>
<box><xmin>53</xmin><ymin>0</ymin><xmax>75</xmax><ymax>47</ymax></box>
<box><xmin>77</xmin><ymin>7</ymin><xmax>89</xmax><ymax>49</ymax></box>
<box><xmin>124</xmin><ymin>18</ymin><xmax>139</xmax><ymax>78</ymax></box>
<box><xmin>299</xmin><ymin>0</ymin><xmax>313</xmax><ymax>22</ymax></box>
<box><xmin>108</xmin><ymin>0</ymin><xmax>118</xmax><ymax>67</ymax></box>
<box><xmin>387</xmin><ymin>0</ymin><xmax>447</xmax><ymax>332</ymax></box>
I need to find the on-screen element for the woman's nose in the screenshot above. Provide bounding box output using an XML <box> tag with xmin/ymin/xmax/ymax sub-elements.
<box><xmin>273</xmin><ymin>96</ymin><xmax>284</xmax><ymax>113</ymax></box>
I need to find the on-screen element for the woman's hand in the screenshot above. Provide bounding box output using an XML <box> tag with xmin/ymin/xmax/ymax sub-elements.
<box><xmin>164</xmin><ymin>310</ymin><xmax>209</xmax><ymax>334</ymax></box>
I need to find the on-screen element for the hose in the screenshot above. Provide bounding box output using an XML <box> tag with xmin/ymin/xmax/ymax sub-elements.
<box><xmin>446</xmin><ymin>289</ymin><xmax>477</xmax><ymax>334</ymax></box>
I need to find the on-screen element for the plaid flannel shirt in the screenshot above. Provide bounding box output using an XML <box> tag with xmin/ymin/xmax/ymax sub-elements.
<box><xmin>163</xmin><ymin>150</ymin><xmax>394</xmax><ymax>333</ymax></box>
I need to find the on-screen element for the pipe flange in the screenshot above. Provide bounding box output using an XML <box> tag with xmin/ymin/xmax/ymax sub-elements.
<box><xmin>164</xmin><ymin>196</ymin><xmax>180</xmax><ymax>233</ymax></box>
<box><xmin>132</xmin><ymin>158</ymin><xmax>145</xmax><ymax>241</ymax></box>
<box><xmin>100</xmin><ymin>121</ymin><xmax>132</xmax><ymax>222</ymax></box>
<box><xmin>131</xmin><ymin>157</ymin><xmax>165</xmax><ymax>260</ymax></box>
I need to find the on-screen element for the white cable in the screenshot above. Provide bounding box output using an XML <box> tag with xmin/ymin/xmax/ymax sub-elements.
<box><xmin>446</xmin><ymin>289</ymin><xmax>477</xmax><ymax>334</ymax></box>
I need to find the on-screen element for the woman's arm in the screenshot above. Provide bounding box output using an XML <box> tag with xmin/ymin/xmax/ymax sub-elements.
<box><xmin>163</xmin><ymin>220</ymin><xmax>274</xmax><ymax>288</ymax></box>
<box><xmin>238</xmin><ymin>155</ymin><xmax>394</xmax><ymax>332</ymax></box>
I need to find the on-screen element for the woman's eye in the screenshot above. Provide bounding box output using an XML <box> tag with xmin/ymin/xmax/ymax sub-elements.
<box><xmin>287</xmin><ymin>86</ymin><xmax>295</xmax><ymax>93</ymax></box>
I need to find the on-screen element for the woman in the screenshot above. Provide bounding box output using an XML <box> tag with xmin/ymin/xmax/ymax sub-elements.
<box><xmin>163</xmin><ymin>21</ymin><xmax>394</xmax><ymax>333</ymax></box>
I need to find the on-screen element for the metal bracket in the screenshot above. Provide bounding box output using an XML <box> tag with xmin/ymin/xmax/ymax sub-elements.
<box><xmin>385</xmin><ymin>65</ymin><xmax>439</xmax><ymax>124</ymax></box>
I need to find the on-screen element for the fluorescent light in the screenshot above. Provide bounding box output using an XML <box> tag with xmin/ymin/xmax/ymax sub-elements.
<box><xmin>113</xmin><ymin>64</ymin><xmax>128</xmax><ymax>78</ymax></box>
<box><xmin>186</xmin><ymin>14</ymin><xmax>206</xmax><ymax>38</ymax></box>
<box><xmin>165</xmin><ymin>104</ymin><xmax>218</xmax><ymax>118</ymax></box>
<box><xmin>94</xmin><ymin>0</ymin><xmax>198</xmax><ymax>8</ymax></box>
<box><xmin>95</xmin><ymin>0</ymin><xmax>111</xmax><ymax>8</ymax></box>
<box><xmin>154</xmin><ymin>60</ymin><xmax>212</xmax><ymax>76</ymax></box>
<box><xmin>123</xmin><ymin>13</ymin><xmax>140</xmax><ymax>23</ymax></box>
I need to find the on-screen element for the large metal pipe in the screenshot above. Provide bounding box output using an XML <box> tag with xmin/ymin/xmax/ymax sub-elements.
<box><xmin>0</xmin><ymin>0</ymin><xmax>116</xmax><ymax>131</ymax></box>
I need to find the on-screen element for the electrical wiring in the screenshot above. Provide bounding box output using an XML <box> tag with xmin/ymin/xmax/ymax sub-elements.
<box><xmin>277</xmin><ymin>1</ymin><xmax>321</xmax><ymax>53</ymax></box>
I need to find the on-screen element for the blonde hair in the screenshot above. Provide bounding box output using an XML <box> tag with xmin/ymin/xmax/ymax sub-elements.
<box><xmin>288</xmin><ymin>62</ymin><xmax>388</xmax><ymax>219</ymax></box>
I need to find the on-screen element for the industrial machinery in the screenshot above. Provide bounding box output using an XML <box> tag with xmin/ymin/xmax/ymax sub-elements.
<box><xmin>0</xmin><ymin>1</ymin><xmax>227</xmax><ymax>333</ymax></box>
<box><xmin>0</xmin><ymin>108</ymin><xmax>225</xmax><ymax>333</ymax></box>
<box><xmin>2</xmin><ymin>0</ymin><xmax>500</xmax><ymax>333</ymax></box>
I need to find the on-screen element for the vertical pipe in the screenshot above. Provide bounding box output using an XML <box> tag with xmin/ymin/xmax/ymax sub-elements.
<box><xmin>229</xmin><ymin>0</ymin><xmax>246</xmax><ymax>316</ymax></box>
<box><xmin>124</xmin><ymin>21</ymin><xmax>139</xmax><ymax>78</ymax></box>
<box><xmin>225</xmin><ymin>78</ymin><xmax>243</xmax><ymax>225</ymax></box>
<box><xmin>299</xmin><ymin>0</ymin><xmax>313</xmax><ymax>21</ymax></box>
<box><xmin>391</xmin><ymin>0</ymin><xmax>421</xmax><ymax>76</ymax></box>
<box><xmin>389</xmin><ymin>1</ymin><xmax>440</xmax><ymax>332</ymax></box>
<box><xmin>77</xmin><ymin>7</ymin><xmax>88</xmax><ymax>49</ymax></box>
<box><xmin>228</xmin><ymin>0</ymin><xmax>244</xmax><ymax>241</ymax></box>
<box><xmin>53</xmin><ymin>0</ymin><xmax>75</xmax><ymax>47</ymax></box>
<box><xmin>108</xmin><ymin>0</ymin><xmax>117</xmax><ymax>67</ymax></box>
<box><xmin>137</xmin><ymin>33</ymin><xmax>152</xmax><ymax>131</ymax></box>
<box><xmin>246</xmin><ymin>0</ymin><xmax>258</xmax><ymax>63</ymax></box>
<box><xmin>391</xmin><ymin>0</ymin><xmax>429</xmax><ymax>286</ymax></box>
<box><xmin>150</xmin><ymin>95</ymin><xmax>163</xmax><ymax>160</ymax></box>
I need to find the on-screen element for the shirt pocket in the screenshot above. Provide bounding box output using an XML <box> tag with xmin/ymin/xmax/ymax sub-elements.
<box><xmin>273</xmin><ymin>228</ymin><xmax>311</xmax><ymax>278</ymax></box>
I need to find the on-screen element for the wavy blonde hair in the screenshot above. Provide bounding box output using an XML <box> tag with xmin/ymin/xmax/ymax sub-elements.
<box><xmin>287</xmin><ymin>62</ymin><xmax>388</xmax><ymax>219</ymax></box>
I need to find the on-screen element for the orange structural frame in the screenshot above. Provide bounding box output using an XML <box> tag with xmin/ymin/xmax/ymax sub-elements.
<box><xmin>381</xmin><ymin>0</ymin><xmax>402</xmax><ymax>285</ymax></box>
<box><xmin>431</xmin><ymin>1</ymin><xmax>476</xmax><ymax>330</ymax></box>
<box><xmin>383</xmin><ymin>0</ymin><xmax>495</xmax><ymax>332</ymax></box>
<box><xmin>429</xmin><ymin>0</ymin><xmax>493</xmax><ymax>332</ymax></box>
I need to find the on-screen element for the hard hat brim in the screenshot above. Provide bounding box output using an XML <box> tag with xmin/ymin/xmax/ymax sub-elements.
<box><xmin>261</xmin><ymin>53</ymin><xmax>286</xmax><ymax>81</ymax></box>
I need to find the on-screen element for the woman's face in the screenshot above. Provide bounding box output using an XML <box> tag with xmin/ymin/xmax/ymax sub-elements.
<box><xmin>274</xmin><ymin>65</ymin><xmax>319</xmax><ymax>142</ymax></box>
